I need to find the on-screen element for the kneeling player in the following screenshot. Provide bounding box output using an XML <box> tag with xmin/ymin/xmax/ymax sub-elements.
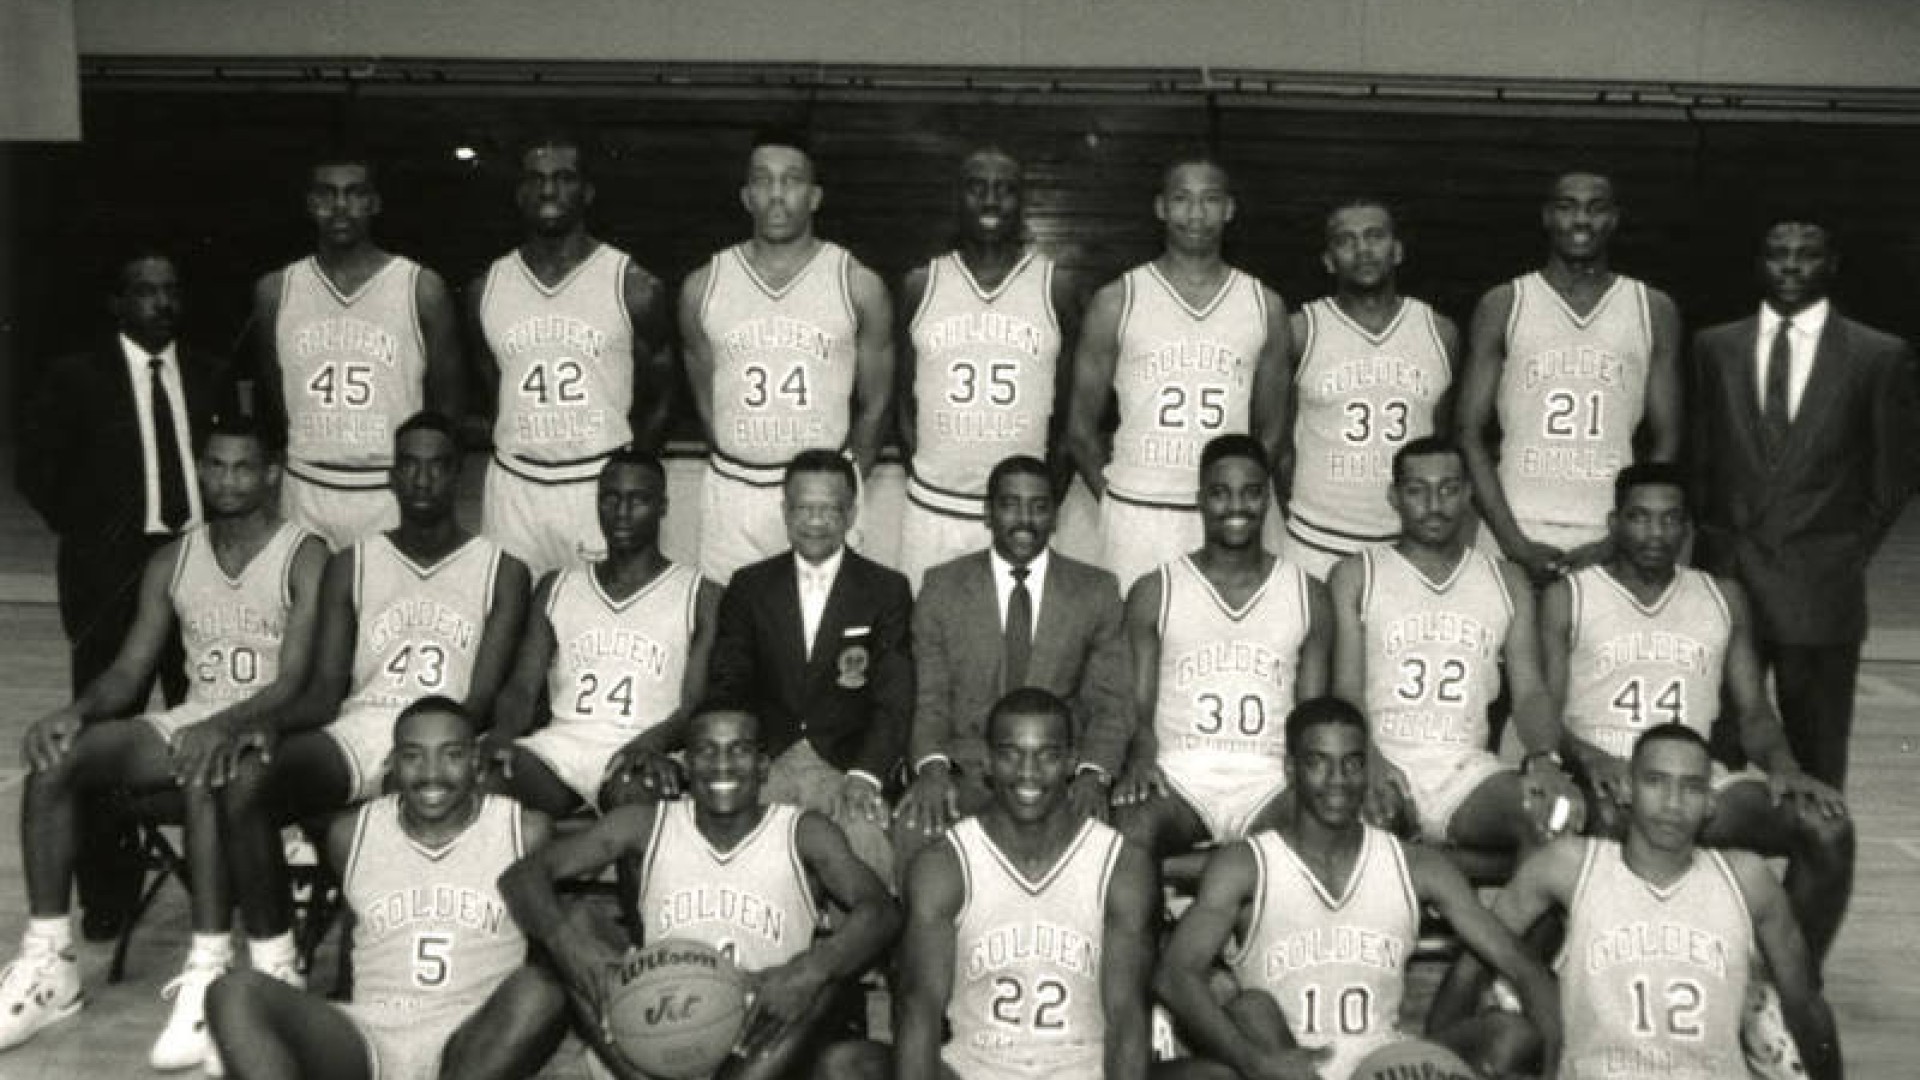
<box><xmin>1329</xmin><ymin>436</ymin><xmax>1582</xmax><ymax>848</ymax></box>
<box><xmin>1156</xmin><ymin>698</ymin><xmax>1560</xmax><ymax>1080</ymax></box>
<box><xmin>206</xmin><ymin>697</ymin><xmax>569</xmax><ymax>1080</ymax></box>
<box><xmin>1113</xmin><ymin>436</ymin><xmax>1330</xmax><ymax>857</ymax></box>
<box><xmin>499</xmin><ymin>705</ymin><xmax>898</xmax><ymax>1080</ymax></box>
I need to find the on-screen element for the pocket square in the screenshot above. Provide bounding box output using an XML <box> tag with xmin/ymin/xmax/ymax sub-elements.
<box><xmin>843</xmin><ymin>625</ymin><xmax>871</xmax><ymax>637</ymax></box>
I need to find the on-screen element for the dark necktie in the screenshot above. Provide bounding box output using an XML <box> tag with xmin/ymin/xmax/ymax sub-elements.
<box><xmin>149</xmin><ymin>357</ymin><xmax>190</xmax><ymax>531</ymax></box>
<box><xmin>1004</xmin><ymin>566</ymin><xmax>1033</xmax><ymax>689</ymax></box>
<box><xmin>1762</xmin><ymin>318</ymin><xmax>1793</xmax><ymax>458</ymax></box>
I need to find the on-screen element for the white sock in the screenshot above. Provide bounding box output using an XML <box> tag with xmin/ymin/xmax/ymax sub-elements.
<box><xmin>26</xmin><ymin>917</ymin><xmax>72</xmax><ymax>953</ymax></box>
<box><xmin>187</xmin><ymin>932</ymin><xmax>233</xmax><ymax>968</ymax></box>
<box><xmin>249</xmin><ymin>932</ymin><xmax>297</xmax><ymax>973</ymax></box>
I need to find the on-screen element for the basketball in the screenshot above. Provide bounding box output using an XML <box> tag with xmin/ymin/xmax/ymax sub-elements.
<box><xmin>1352</xmin><ymin>1037</ymin><xmax>1479</xmax><ymax>1080</ymax></box>
<box><xmin>606</xmin><ymin>940</ymin><xmax>749</xmax><ymax>1080</ymax></box>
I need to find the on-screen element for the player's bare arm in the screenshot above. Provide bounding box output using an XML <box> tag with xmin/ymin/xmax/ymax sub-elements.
<box><xmin>417</xmin><ymin>266</ymin><xmax>467</xmax><ymax>423</ymax></box>
<box><xmin>482</xmin><ymin>572</ymin><xmax>562</xmax><ymax>772</ymax></box>
<box><xmin>1328</xmin><ymin>555</ymin><xmax>1411</xmax><ymax>828</ymax></box>
<box><xmin>259</xmin><ymin>548</ymin><xmax>361</xmax><ymax>740</ymax></box>
<box><xmin>1539</xmin><ymin>577</ymin><xmax>1623</xmax><ymax>804</ymax></box>
<box><xmin>894</xmin><ymin>264</ymin><xmax>931</xmax><ymax>458</ymax></box>
<box><xmin>1250</xmin><ymin>285</ymin><xmax>1296</xmax><ymax>505</ymax></box>
<box><xmin>1100</xmin><ymin>842</ymin><xmax>1159</xmax><ymax>1080</ymax></box>
<box><xmin>249</xmin><ymin>271</ymin><xmax>289</xmax><ymax>443</ymax></box>
<box><xmin>1429</xmin><ymin>311</ymin><xmax>1464</xmax><ymax>434</ymax></box>
<box><xmin>1113</xmin><ymin>570</ymin><xmax>1166</xmax><ymax>806</ymax></box>
<box><xmin>465</xmin><ymin>273</ymin><xmax>502</xmax><ymax>426</ymax></box>
<box><xmin>1457</xmin><ymin>282</ymin><xmax>1560</xmax><ymax>580</ymax></box>
<box><xmin>607</xmin><ymin>578</ymin><xmax>722</xmax><ymax>797</ymax></box>
<box><xmin>460</xmin><ymin>553</ymin><xmax>532</xmax><ymax>723</ymax></box>
<box><xmin>1430</xmin><ymin>835</ymin><xmax>1582</xmax><ymax>1032</ymax></box>
<box><xmin>1719</xmin><ymin>580</ymin><xmax>1846</xmax><ymax>817</ymax></box>
<box><xmin>1064</xmin><ymin>280</ymin><xmax>1126</xmax><ymax>498</ymax></box>
<box><xmin>678</xmin><ymin>265</ymin><xmax>718</xmax><ymax>440</ymax></box>
<box><xmin>623</xmin><ymin>262</ymin><xmax>675</xmax><ymax>451</ymax></box>
<box><xmin>1731</xmin><ymin>852</ymin><xmax>1841</xmax><ymax>1080</ymax></box>
<box><xmin>1641</xmin><ymin>288</ymin><xmax>1683</xmax><ymax>464</ymax></box>
<box><xmin>894</xmin><ymin>841</ymin><xmax>965</xmax><ymax>1080</ymax></box>
<box><xmin>845</xmin><ymin>261</ymin><xmax>896</xmax><ymax>478</ymax></box>
<box><xmin>1501</xmin><ymin>562</ymin><xmax>1584</xmax><ymax>831</ymax></box>
<box><xmin>1275</xmin><ymin>309</ymin><xmax>1309</xmax><ymax>507</ymax></box>
<box><xmin>1046</xmin><ymin>268</ymin><xmax>1090</xmax><ymax>497</ymax></box>
<box><xmin>1295</xmin><ymin>575</ymin><xmax>1333</xmax><ymax>700</ymax></box>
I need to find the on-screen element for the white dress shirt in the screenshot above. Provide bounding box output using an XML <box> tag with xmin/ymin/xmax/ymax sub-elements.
<box><xmin>795</xmin><ymin>547</ymin><xmax>845</xmax><ymax>659</ymax></box>
<box><xmin>120</xmin><ymin>335</ymin><xmax>204</xmax><ymax>534</ymax></box>
<box><xmin>989</xmin><ymin>547</ymin><xmax>1050</xmax><ymax>638</ymax></box>
<box><xmin>1756</xmin><ymin>300</ymin><xmax>1829</xmax><ymax>423</ymax></box>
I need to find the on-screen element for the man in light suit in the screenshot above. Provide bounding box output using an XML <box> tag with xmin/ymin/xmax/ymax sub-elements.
<box><xmin>708</xmin><ymin>449</ymin><xmax>914</xmax><ymax>881</ymax></box>
<box><xmin>1691</xmin><ymin>216</ymin><xmax>1918</xmax><ymax>791</ymax></box>
<box><xmin>893</xmin><ymin>455</ymin><xmax>1132</xmax><ymax>864</ymax></box>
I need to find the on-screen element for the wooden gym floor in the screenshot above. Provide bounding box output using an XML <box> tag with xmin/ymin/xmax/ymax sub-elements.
<box><xmin>0</xmin><ymin>452</ymin><xmax>1915</xmax><ymax>1079</ymax></box>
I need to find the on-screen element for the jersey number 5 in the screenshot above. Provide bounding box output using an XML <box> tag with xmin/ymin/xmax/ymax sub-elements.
<box><xmin>413</xmin><ymin>932</ymin><xmax>453</xmax><ymax>989</ymax></box>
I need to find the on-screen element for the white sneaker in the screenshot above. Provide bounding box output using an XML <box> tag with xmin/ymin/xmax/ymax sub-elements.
<box><xmin>0</xmin><ymin>940</ymin><xmax>83</xmax><ymax>1050</ymax></box>
<box><xmin>258</xmin><ymin>959</ymin><xmax>306</xmax><ymax>991</ymax></box>
<box><xmin>151</xmin><ymin>959</ymin><xmax>225</xmax><ymax>1071</ymax></box>
<box><xmin>1743</xmin><ymin>978</ymin><xmax>1808</xmax><ymax>1080</ymax></box>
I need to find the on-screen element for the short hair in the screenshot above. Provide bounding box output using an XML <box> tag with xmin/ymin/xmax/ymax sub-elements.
<box><xmin>686</xmin><ymin>702</ymin><xmax>762</xmax><ymax>746</ymax></box>
<box><xmin>1284</xmin><ymin>695</ymin><xmax>1369</xmax><ymax>753</ymax></box>
<box><xmin>522</xmin><ymin>130</ymin><xmax>589</xmax><ymax>170</ymax></box>
<box><xmin>393</xmin><ymin>695</ymin><xmax>475</xmax><ymax>739</ymax></box>
<box><xmin>1324</xmin><ymin>197</ymin><xmax>1397</xmax><ymax>242</ymax></box>
<box><xmin>1200</xmin><ymin>434</ymin><xmax>1269</xmax><ymax>477</ymax></box>
<box><xmin>1630</xmin><ymin>722</ymin><xmax>1711</xmax><ymax>767</ymax></box>
<box><xmin>1612</xmin><ymin>462</ymin><xmax>1689</xmax><ymax>511</ymax></box>
<box><xmin>108</xmin><ymin>247</ymin><xmax>178</xmax><ymax>295</ymax></box>
<box><xmin>1760</xmin><ymin>214</ymin><xmax>1837</xmax><ymax>252</ymax></box>
<box><xmin>601</xmin><ymin>445</ymin><xmax>666</xmax><ymax>485</ymax></box>
<box><xmin>961</xmin><ymin>146</ymin><xmax>1022</xmax><ymax>177</ymax></box>
<box><xmin>986</xmin><ymin>455</ymin><xmax>1051</xmax><ymax>501</ymax></box>
<box><xmin>198</xmin><ymin>411</ymin><xmax>284</xmax><ymax>457</ymax></box>
<box><xmin>394</xmin><ymin>410</ymin><xmax>460</xmax><ymax>447</ymax></box>
<box><xmin>986</xmin><ymin>687</ymin><xmax>1074</xmax><ymax>744</ymax></box>
<box><xmin>310</xmin><ymin>148</ymin><xmax>377</xmax><ymax>188</ymax></box>
<box><xmin>1162</xmin><ymin>153</ymin><xmax>1231</xmax><ymax>195</ymax></box>
<box><xmin>1390</xmin><ymin>435</ymin><xmax>1464</xmax><ymax>483</ymax></box>
<box><xmin>785</xmin><ymin>448</ymin><xmax>856</xmax><ymax>493</ymax></box>
<box><xmin>749</xmin><ymin>127</ymin><xmax>815</xmax><ymax>168</ymax></box>
<box><xmin>1547</xmin><ymin>167</ymin><xmax>1616</xmax><ymax>201</ymax></box>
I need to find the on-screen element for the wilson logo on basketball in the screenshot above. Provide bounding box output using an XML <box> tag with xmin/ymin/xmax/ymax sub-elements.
<box><xmin>617</xmin><ymin>946</ymin><xmax>721</xmax><ymax>983</ymax></box>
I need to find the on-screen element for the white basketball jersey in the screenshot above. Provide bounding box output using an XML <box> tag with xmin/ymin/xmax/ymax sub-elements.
<box><xmin>700</xmin><ymin>242</ymin><xmax>859</xmax><ymax>469</ymax></box>
<box><xmin>481</xmin><ymin>244</ymin><xmax>636</xmax><ymax>482</ymax></box>
<box><xmin>1106</xmin><ymin>264</ymin><xmax>1267</xmax><ymax>506</ymax></box>
<box><xmin>170</xmin><ymin>523</ymin><xmax>310</xmax><ymax>709</ymax></box>
<box><xmin>1564</xmin><ymin>567</ymin><xmax>1730</xmax><ymax>759</ymax></box>
<box><xmin>1289</xmin><ymin>298</ymin><xmax>1450</xmax><ymax>550</ymax></box>
<box><xmin>544</xmin><ymin>562</ymin><xmax>700</xmax><ymax>733</ymax></box>
<box><xmin>1152</xmin><ymin>556</ymin><xmax>1311</xmax><ymax>772</ymax></box>
<box><xmin>1360</xmin><ymin>548</ymin><xmax>1512</xmax><ymax>769</ymax></box>
<box><xmin>1559</xmin><ymin>840</ymin><xmax>1753</xmax><ymax>1080</ymax></box>
<box><xmin>1226</xmin><ymin>827</ymin><xmax>1416</xmax><ymax>1080</ymax></box>
<box><xmin>343</xmin><ymin>794</ymin><xmax>527</xmax><ymax>1025</ymax></box>
<box><xmin>1496</xmin><ymin>273</ymin><xmax>1652</xmax><ymax>533</ymax></box>
<box><xmin>346</xmin><ymin>535</ymin><xmax>504</xmax><ymax>712</ymax></box>
<box><xmin>637</xmin><ymin>801</ymin><xmax>818</xmax><ymax>973</ymax></box>
<box><xmin>943</xmin><ymin>816</ymin><xmax>1124</xmax><ymax>1080</ymax></box>
<box><xmin>275</xmin><ymin>256</ymin><xmax>426</xmax><ymax>482</ymax></box>
<box><xmin>908</xmin><ymin>252</ymin><xmax>1061</xmax><ymax>503</ymax></box>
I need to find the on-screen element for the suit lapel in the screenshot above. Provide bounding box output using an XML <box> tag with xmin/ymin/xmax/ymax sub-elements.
<box><xmin>1720</xmin><ymin>316</ymin><xmax>1765</xmax><ymax>458</ymax></box>
<box><xmin>812</xmin><ymin>554</ymin><xmax>859</xmax><ymax>669</ymax></box>
<box><xmin>1778</xmin><ymin>316</ymin><xmax>1849</xmax><ymax>465</ymax></box>
<box><xmin>958</xmin><ymin>555</ymin><xmax>1006</xmax><ymax>685</ymax></box>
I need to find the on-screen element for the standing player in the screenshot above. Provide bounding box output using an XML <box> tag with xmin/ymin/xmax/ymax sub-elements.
<box><xmin>1543</xmin><ymin>463</ymin><xmax>1853</xmax><ymax>966</ymax></box>
<box><xmin>1456</xmin><ymin>170</ymin><xmax>1683</xmax><ymax>583</ymax></box>
<box><xmin>0</xmin><ymin>418</ymin><xmax>326</xmax><ymax>1068</ymax></box>
<box><xmin>896</xmin><ymin>147</ymin><xmax>1079</xmax><ymax>589</ymax></box>
<box><xmin>484</xmin><ymin>447</ymin><xmax>720</xmax><ymax>815</ymax></box>
<box><xmin>1156</xmin><ymin>697</ymin><xmax>1561</xmax><ymax>1080</ymax></box>
<box><xmin>682</xmin><ymin>129</ymin><xmax>895</xmax><ymax>583</ymax></box>
<box><xmin>1112</xmin><ymin>436</ymin><xmax>1330</xmax><ymax>858</ymax></box>
<box><xmin>207</xmin><ymin>697</ymin><xmax>569</xmax><ymax>1080</ymax></box>
<box><xmin>499</xmin><ymin>705</ymin><xmax>899</xmax><ymax>1080</ymax></box>
<box><xmin>1329</xmin><ymin>436</ymin><xmax>1581</xmax><ymax>849</ymax></box>
<box><xmin>217</xmin><ymin>411</ymin><xmax>529</xmax><ymax>985</ymax></box>
<box><xmin>1282</xmin><ymin>199</ymin><xmax>1457</xmax><ymax>580</ymax></box>
<box><xmin>1439</xmin><ymin>724</ymin><xmax>1840</xmax><ymax>1080</ymax></box>
<box><xmin>251</xmin><ymin>152</ymin><xmax>465</xmax><ymax>551</ymax></box>
<box><xmin>818</xmin><ymin>688</ymin><xmax>1159</xmax><ymax>1080</ymax></box>
<box><xmin>475</xmin><ymin>133</ymin><xmax>675</xmax><ymax>576</ymax></box>
<box><xmin>1063</xmin><ymin>156</ymin><xmax>1291</xmax><ymax>594</ymax></box>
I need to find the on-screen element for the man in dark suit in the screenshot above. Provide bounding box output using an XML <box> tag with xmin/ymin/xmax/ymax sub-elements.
<box><xmin>16</xmin><ymin>251</ymin><xmax>231</xmax><ymax>937</ymax></box>
<box><xmin>1691</xmin><ymin>217</ymin><xmax>1918</xmax><ymax>791</ymax></box>
<box><xmin>708</xmin><ymin>448</ymin><xmax>913</xmax><ymax>881</ymax></box>
<box><xmin>894</xmin><ymin>455</ymin><xmax>1132</xmax><ymax>864</ymax></box>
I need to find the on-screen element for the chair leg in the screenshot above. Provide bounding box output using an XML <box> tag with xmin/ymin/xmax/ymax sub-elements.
<box><xmin>107</xmin><ymin>827</ymin><xmax>183</xmax><ymax>984</ymax></box>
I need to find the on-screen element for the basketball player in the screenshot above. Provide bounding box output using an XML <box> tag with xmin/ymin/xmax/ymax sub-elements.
<box><xmin>1442</xmin><ymin>724</ymin><xmax>1839</xmax><ymax>1080</ymax></box>
<box><xmin>1456</xmin><ymin>170</ymin><xmax>1683</xmax><ymax>584</ymax></box>
<box><xmin>1063</xmin><ymin>156</ymin><xmax>1291</xmax><ymax>594</ymax></box>
<box><xmin>1282</xmin><ymin>199</ymin><xmax>1457</xmax><ymax>580</ymax></box>
<box><xmin>484</xmin><ymin>447</ymin><xmax>720</xmax><ymax>815</ymax></box>
<box><xmin>1542</xmin><ymin>463</ymin><xmax>1853</xmax><ymax>965</ymax></box>
<box><xmin>499</xmin><ymin>705</ymin><xmax>898</xmax><ymax>1080</ymax></box>
<box><xmin>1111</xmin><ymin>435</ymin><xmax>1330</xmax><ymax>858</ymax></box>
<box><xmin>0</xmin><ymin>418</ymin><xmax>325</xmax><ymax>1069</ymax></box>
<box><xmin>1156</xmin><ymin>697</ymin><xmax>1560</xmax><ymax>1080</ymax></box>
<box><xmin>251</xmin><ymin>151</ymin><xmax>465</xmax><ymax>550</ymax></box>
<box><xmin>207</xmin><ymin>696</ymin><xmax>569</xmax><ymax>1080</ymax></box>
<box><xmin>815</xmin><ymin>687</ymin><xmax>1160</xmax><ymax>1080</ymax></box>
<box><xmin>682</xmin><ymin>129</ymin><xmax>895</xmax><ymax>583</ymax></box>
<box><xmin>896</xmin><ymin>147</ymin><xmax>1081</xmax><ymax>589</ymax></box>
<box><xmin>474</xmin><ymin>133</ymin><xmax>675</xmax><ymax>576</ymax></box>
<box><xmin>1329</xmin><ymin>436</ymin><xmax>1582</xmax><ymax>848</ymax></box>
<box><xmin>217</xmin><ymin>411</ymin><xmax>529</xmax><ymax>988</ymax></box>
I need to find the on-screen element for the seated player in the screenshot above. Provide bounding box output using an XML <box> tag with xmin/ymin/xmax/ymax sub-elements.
<box><xmin>498</xmin><ymin>705</ymin><xmax>899</xmax><ymax>1080</ymax></box>
<box><xmin>484</xmin><ymin>448</ymin><xmax>718</xmax><ymax>815</ymax></box>
<box><xmin>1543</xmin><ymin>463</ymin><xmax>1852</xmax><ymax>966</ymax></box>
<box><xmin>1329</xmin><ymin>436</ymin><xmax>1582</xmax><ymax>849</ymax></box>
<box><xmin>1437</xmin><ymin>724</ymin><xmax>1840</xmax><ymax>1080</ymax></box>
<box><xmin>215</xmin><ymin>411</ymin><xmax>529</xmax><ymax>988</ymax></box>
<box><xmin>1113</xmin><ymin>435</ymin><xmax>1330</xmax><ymax>857</ymax></box>
<box><xmin>0</xmin><ymin>418</ymin><xmax>326</xmax><ymax>1068</ymax></box>
<box><xmin>816</xmin><ymin>688</ymin><xmax>1159</xmax><ymax>1080</ymax></box>
<box><xmin>206</xmin><ymin>696</ymin><xmax>569</xmax><ymax>1080</ymax></box>
<box><xmin>1156</xmin><ymin>697</ymin><xmax>1561</xmax><ymax>1080</ymax></box>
